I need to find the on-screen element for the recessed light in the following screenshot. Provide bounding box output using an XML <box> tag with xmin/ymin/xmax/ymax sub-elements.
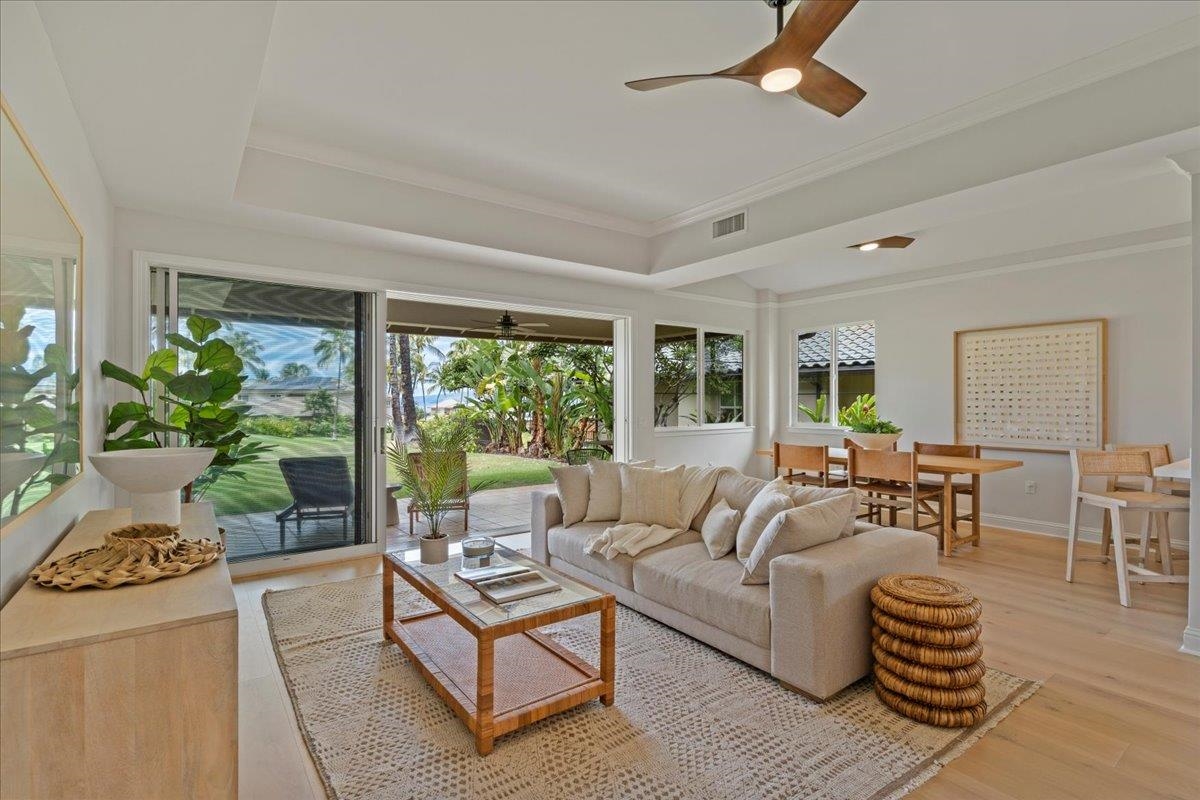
<box><xmin>848</xmin><ymin>235</ymin><xmax>916</xmax><ymax>251</ymax></box>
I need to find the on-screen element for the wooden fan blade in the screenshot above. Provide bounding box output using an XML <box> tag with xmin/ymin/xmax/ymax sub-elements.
<box><xmin>626</xmin><ymin>74</ymin><xmax>736</xmax><ymax>91</ymax></box>
<box><xmin>517</xmin><ymin>322</ymin><xmax>550</xmax><ymax>328</ymax></box>
<box><xmin>724</xmin><ymin>0</ymin><xmax>858</xmax><ymax>78</ymax></box>
<box><xmin>789</xmin><ymin>59</ymin><xmax>865</xmax><ymax>116</ymax></box>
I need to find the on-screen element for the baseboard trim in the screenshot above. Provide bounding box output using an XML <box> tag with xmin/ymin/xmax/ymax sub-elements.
<box><xmin>980</xmin><ymin>512</ymin><xmax>1190</xmax><ymax>549</ymax></box>
<box><xmin>1180</xmin><ymin>627</ymin><xmax>1200</xmax><ymax>658</ymax></box>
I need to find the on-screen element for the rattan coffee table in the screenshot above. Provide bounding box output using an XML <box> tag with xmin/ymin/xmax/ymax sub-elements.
<box><xmin>383</xmin><ymin>542</ymin><xmax>615</xmax><ymax>755</ymax></box>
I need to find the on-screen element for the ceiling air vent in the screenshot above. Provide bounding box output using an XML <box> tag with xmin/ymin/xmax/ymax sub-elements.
<box><xmin>712</xmin><ymin>211</ymin><xmax>746</xmax><ymax>239</ymax></box>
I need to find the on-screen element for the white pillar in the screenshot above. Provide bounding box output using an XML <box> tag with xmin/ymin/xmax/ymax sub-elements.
<box><xmin>1168</xmin><ymin>149</ymin><xmax>1200</xmax><ymax>656</ymax></box>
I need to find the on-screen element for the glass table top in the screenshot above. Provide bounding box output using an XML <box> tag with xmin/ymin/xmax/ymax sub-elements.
<box><xmin>386</xmin><ymin>541</ymin><xmax>605</xmax><ymax>629</ymax></box>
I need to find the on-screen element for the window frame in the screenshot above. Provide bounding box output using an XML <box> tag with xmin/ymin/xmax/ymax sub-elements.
<box><xmin>789</xmin><ymin>319</ymin><xmax>875</xmax><ymax>432</ymax></box>
<box><xmin>653</xmin><ymin>321</ymin><xmax>751</xmax><ymax>434</ymax></box>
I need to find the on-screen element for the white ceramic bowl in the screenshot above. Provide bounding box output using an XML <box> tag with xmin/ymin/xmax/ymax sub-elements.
<box><xmin>845</xmin><ymin>432</ymin><xmax>903</xmax><ymax>450</ymax></box>
<box><xmin>89</xmin><ymin>447</ymin><xmax>216</xmax><ymax>523</ymax></box>
<box><xmin>0</xmin><ymin>452</ymin><xmax>45</xmax><ymax>500</ymax></box>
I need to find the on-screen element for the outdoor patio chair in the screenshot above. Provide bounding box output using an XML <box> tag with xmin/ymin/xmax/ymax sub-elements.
<box><xmin>276</xmin><ymin>456</ymin><xmax>354</xmax><ymax>549</ymax></box>
<box><xmin>565</xmin><ymin>446</ymin><xmax>611</xmax><ymax>466</ymax></box>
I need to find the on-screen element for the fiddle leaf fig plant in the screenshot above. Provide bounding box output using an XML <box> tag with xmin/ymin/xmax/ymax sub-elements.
<box><xmin>101</xmin><ymin>315</ymin><xmax>273</xmax><ymax>501</ymax></box>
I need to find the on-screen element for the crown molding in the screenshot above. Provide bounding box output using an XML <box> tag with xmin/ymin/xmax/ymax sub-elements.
<box><xmin>773</xmin><ymin>234</ymin><xmax>1190</xmax><ymax>308</ymax></box>
<box><xmin>244</xmin><ymin>129</ymin><xmax>655</xmax><ymax>237</ymax></box>
<box><xmin>655</xmin><ymin>288</ymin><xmax>761</xmax><ymax>309</ymax></box>
<box><xmin>647</xmin><ymin>18</ymin><xmax>1200</xmax><ymax>236</ymax></box>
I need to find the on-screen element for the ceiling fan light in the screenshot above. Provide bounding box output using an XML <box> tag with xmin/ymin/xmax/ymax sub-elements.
<box><xmin>858</xmin><ymin>242</ymin><xmax>880</xmax><ymax>252</ymax></box>
<box><xmin>760</xmin><ymin>67</ymin><xmax>802</xmax><ymax>93</ymax></box>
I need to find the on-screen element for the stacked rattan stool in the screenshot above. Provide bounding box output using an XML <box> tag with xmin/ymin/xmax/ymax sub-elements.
<box><xmin>870</xmin><ymin>573</ymin><xmax>987</xmax><ymax>728</ymax></box>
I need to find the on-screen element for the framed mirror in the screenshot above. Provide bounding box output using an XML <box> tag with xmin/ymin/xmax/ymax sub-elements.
<box><xmin>0</xmin><ymin>96</ymin><xmax>84</xmax><ymax>529</ymax></box>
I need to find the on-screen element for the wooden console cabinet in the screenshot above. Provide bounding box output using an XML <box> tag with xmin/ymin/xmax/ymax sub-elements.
<box><xmin>1</xmin><ymin>504</ymin><xmax>238</xmax><ymax>799</ymax></box>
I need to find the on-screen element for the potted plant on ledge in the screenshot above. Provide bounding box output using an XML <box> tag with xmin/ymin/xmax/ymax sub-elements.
<box><xmin>839</xmin><ymin>394</ymin><xmax>903</xmax><ymax>450</ymax></box>
<box><xmin>388</xmin><ymin>416</ymin><xmax>479</xmax><ymax>564</ymax></box>
<box><xmin>92</xmin><ymin>315</ymin><xmax>273</xmax><ymax>524</ymax></box>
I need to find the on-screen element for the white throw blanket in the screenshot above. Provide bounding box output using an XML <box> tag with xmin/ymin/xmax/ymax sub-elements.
<box><xmin>585</xmin><ymin>465</ymin><xmax>731</xmax><ymax>560</ymax></box>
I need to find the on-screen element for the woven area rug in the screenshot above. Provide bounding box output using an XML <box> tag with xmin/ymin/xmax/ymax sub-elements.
<box><xmin>263</xmin><ymin>575</ymin><xmax>1038</xmax><ymax>800</ymax></box>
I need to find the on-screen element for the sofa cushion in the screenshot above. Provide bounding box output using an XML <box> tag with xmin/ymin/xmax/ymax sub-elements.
<box><xmin>549</xmin><ymin>464</ymin><xmax>590</xmax><ymax>527</ymax></box>
<box><xmin>699</xmin><ymin>498</ymin><xmax>740</xmax><ymax>559</ymax></box>
<box><xmin>547</xmin><ymin>522</ymin><xmax>702</xmax><ymax>590</ymax></box>
<box><xmin>741</xmin><ymin>492</ymin><xmax>858</xmax><ymax>585</ymax></box>
<box><xmin>633</xmin><ymin>542</ymin><xmax>771</xmax><ymax>648</ymax></box>
<box><xmin>618</xmin><ymin>463</ymin><xmax>685</xmax><ymax>528</ymax></box>
<box><xmin>734</xmin><ymin>478</ymin><xmax>794</xmax><ymax>565</ymax></box>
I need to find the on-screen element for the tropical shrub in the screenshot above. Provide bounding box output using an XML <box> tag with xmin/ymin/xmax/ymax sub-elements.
<box><xmin>419</xmin><ymin>409</ymin><xmax>481</xmax><ymax>453</ymax></box>
<box><xmin>837</xmin><ymin>394</ymin><xmax>902</xmax><ymax>434</ymax></box>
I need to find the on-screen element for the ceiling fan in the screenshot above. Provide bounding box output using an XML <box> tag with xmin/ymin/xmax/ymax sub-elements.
<box><xmin>626</xmin><ymin>0</ymin><xmax>865</xmax><ymax>117</ymax></box>
<box><xmin>467</xmin><ymin>311</ymin><xmax>550</xmax><ymax>337</ymax></box>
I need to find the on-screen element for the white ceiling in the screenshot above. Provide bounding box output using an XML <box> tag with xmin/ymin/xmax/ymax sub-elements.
<box><xmin>28</xmin><ymin>0</ymin><xmax>1200</xmax><ymax>297</ymax></box>
<box><xmin>252</xmin><ymin>0</ymin><xmax>1197</xmax><ymax>224</ymax></box>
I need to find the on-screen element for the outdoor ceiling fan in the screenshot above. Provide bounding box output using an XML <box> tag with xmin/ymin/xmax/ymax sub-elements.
<box><xmin>625</xmin><ymin>0</ymin><xmax>865</xmax><ymax>117</ymax></box>
<box><xmin>467</xmin><ymin>312</ymin><xmax>550</xmax><ymax>337</ymax></box>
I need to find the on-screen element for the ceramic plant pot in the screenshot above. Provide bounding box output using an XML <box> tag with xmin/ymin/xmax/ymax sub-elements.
<box><xmin>89</xmin><ymin>447</ymin><xmax>216</xmax><ymax>524</ymax></box>
<box><xmin>845</xmin><ymin>432</ymin><xmax>903</xmax><ymax>450</ymax></box>
<box><xmin>419</xmin><ymin>535</ymin><xmax>450</xmax><ymax>565</ymax></box>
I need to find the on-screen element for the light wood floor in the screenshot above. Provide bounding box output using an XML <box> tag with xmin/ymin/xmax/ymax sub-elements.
<box><xmin>233</xmin><ymin>527</ymin><xmax>1199</xmax><ymax>800</ymax></box>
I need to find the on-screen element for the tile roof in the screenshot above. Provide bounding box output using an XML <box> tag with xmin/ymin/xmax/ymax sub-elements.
<box><xmin>797</xmin><ymin>323</ymin><xmax>875</xmax><ymax>369</ymax></box>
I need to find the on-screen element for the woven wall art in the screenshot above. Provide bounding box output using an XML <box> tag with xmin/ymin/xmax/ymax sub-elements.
<box><xmin>955</xmin><ymin>319</ymin><xmax>1106</xmax><ymax>452</ymax></box>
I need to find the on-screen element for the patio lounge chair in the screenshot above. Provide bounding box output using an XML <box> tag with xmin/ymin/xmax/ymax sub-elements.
<box><xmin>276</xmin><ymin>456</ymin><xmax>354</xmax><ymax>549</ymax></box>
<box><xmin>565</xmin><ymin>446</ymin><xmax>611</xmax><ymax>466</ymax></box>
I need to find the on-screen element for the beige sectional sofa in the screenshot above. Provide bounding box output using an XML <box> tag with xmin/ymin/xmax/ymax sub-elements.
<box><xmin>530</xmin><ymin>469</ymin><xmax>937</xmax><ymax>701</ymax></box>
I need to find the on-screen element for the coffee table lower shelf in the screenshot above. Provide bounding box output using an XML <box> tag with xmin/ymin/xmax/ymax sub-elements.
<box><xmin>386</xmin><ymin>610</ymin><xmax>609</xmax><ymax>754</ymax></box>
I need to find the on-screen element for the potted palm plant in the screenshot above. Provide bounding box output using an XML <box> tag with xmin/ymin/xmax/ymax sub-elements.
<box><xmin>387</xmin><ymin>416</ymin><xmax>476</xmax><ymax>564</ymax></box>
<box><xmin>838</xmin><ymin>394</ymin><xmax>903</xmax><ymax>450</ymax></box>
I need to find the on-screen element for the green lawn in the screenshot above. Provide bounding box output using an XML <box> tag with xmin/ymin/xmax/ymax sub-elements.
<box><xmin>201</xmin><ymin>434</ymin><xmax>554</xmax><ymax>516</ymax></box>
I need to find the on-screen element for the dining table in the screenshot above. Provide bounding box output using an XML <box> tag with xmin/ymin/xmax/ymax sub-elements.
<box><xmin>756</xmin><ymin>446</ymin><xmax>1024</xmax><ymax>556</ymax></box>
<box><xmin>1154</xmin><ymin>457</ymin><xmax>1191</xmax><ymax>482</ymax></box>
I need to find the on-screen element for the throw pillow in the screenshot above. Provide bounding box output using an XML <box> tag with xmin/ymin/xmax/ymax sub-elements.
<box><xmin>691</xmin><ymin>471</ymin><xmax>768</xmax><ymax>530</ymax></box>
<box><xmin>740</xmin><ymin>492</ymin><xmax>858</xmax><ymax>585</ymax></box>
<box><xmin>549</xmin><ymin>464</ymin><xmax>590</xmax><ymax>527</ymax></box>
<box><xmin>700</xmin><ymin>498</ymin><xmax>740</xmax><ymax>559</ymax></box>
<box><xmin>618</xmin><ymin>464</ymin><xmax>686</xmax><ymax>528</ymax></box>
<box><xmin>583</xmin><ymin>459</ymin><xmax>654</xmax><ymax>522</ymax></box>
<box><xmin>778</xmin><ymin>483</ymin><xmax>860</xmax><ymax>538</ymax></box>
<box><xmin>734</xmin><ymin>478</ymin><xmax>794</xmax><ymax>565</ymax></box>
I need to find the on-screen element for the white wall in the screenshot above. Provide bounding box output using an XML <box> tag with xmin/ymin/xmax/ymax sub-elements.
<box><xmin>111</xmin><ymin>208</ymin><xmax>760</xmax><ymax>473</ymax></box>
<box><xmin>774</xmin><ymin>244</ymin><xmax>1192</xmax><ymax>540</ymax></box>
<box><xmin>0</xmin><ymin>1</ymin><xmax>114</xmax><ymax>604</ymax></box>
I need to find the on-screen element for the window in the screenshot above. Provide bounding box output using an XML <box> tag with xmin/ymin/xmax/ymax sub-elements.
<box><xmin>654</xmin><ymin>324</ymin><xmax>748</xmax><ymax>429</ymax></box>
<box><xmin>794</xmin><ymin>321</ymin><xmax>875</xmax><ymax>426</ymax></box>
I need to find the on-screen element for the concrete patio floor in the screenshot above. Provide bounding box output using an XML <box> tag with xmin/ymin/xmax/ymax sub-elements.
<box><xmin>218</xmin><ymin>483</ymin><xmax>548</xmax><ymax>561</ymax></box>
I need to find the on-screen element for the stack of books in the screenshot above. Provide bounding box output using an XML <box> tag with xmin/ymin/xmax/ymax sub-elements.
<box><xmin>454</xmin><ymin>561</ymin><xmax>562</xmax><ymax>604</ymax></box>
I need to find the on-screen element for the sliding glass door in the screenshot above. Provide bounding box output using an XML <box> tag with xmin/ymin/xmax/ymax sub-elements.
<box><xmin>148</xmin><ymin>267</ymin><xmax>378</xmax><ymax>562</ymax></box>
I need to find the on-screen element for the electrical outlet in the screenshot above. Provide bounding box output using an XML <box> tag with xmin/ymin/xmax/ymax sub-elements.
<box><xmin>1025</xmin><ymin>481</ymin><xmax>1037</xmax><ymax>495</ymax></box>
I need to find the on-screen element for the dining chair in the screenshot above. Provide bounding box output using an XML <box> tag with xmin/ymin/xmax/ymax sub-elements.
<box><xmin>1105</xmin><ymin>443</ymin><xmax>1189</xmax><ymax>496</ymax></box>
<box><xmin>773</xmin><ymin>443</ymin><xmax>845</xmax><ymax>487</ymax></box>
<box><xmin>847</xmin><ymin>448</ymin><xmax>943</xmax><ymax>532</ymax></box>
<box><xmin>915</xmin><ymin>442</ymin><xmax>981</xmax><ymax>544</ymax></box>
<box><xmin>1066</xmin><ymin>449</ymin><xmax>1189</xmax><ymax>607</ymax></box>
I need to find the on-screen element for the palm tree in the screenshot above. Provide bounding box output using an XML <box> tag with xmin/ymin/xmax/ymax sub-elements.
<box><xmin>280</xmin><ymin>362</ymin><xmax>312</xmax><ymax>380</ymax></box>
<box><xmin>314</xmin><ymin>328</ymin><xmax>353</xmax><ymax>438</ymax></box>
<box><xmin>396</xmin><ymin>334</ymin><xmax>418</xmax><ymax>441</ymax></box>
<box><xmin>226</xmin><ymin>328</ymin><xmax>269</xmax><ymax>381</ymax></box>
